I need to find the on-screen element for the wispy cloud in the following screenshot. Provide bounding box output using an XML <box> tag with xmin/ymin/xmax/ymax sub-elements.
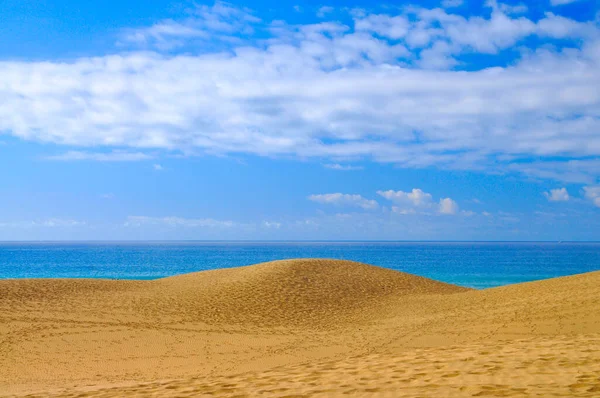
<box><xmin>120</xmin><ymin>1</ymin><xmax>260</xmax><ymax>49</ymax></box>
<box><xmin>124</xmin><ymin>216</ymin><xmax>236</xmax><ymax>228</ymax></box>
<box><xmin>263</xmin><ymin>221</ymin><xmax>282</xmax><ymax>229</ymax></box>
<box><xmin>509</xmin><ymin>159</ymin><xmax>600</xmax><ymax>184</ymax></box>
<box><xmin>550</xmin><ymin>0</ymin><xmax>582</xmax><ymax>6</ymax></box>
<box><xmin>316</xmin><ymin>6</ymin><xmax>335</xmax><ymax>18</ymax></box>
<box><xmin>46</xmin><ymin>151</ymin><xmax>153</xmax><ymax>162</ymax></box>
<box><xmin>308</xmin><ymin>193</ymin><xmax>379</xmax><ymax>210</ymax></box>
<box><xmin>324</xmin><ymin>163</ymin><xmax>364</xmax><ymax>171</ymax></box>
<box><xmin>441</xmin><ymin>0</ymin><xmax>464</xmax><ymax>8</ymax></box>
<box><xmin>121</xmin><ymin>21</ymin><xmax>208</xmax><ymax>50</ymax></box>
<box><xmin>0</xmin><ymin>218</ymin><xmax>86</xmax><ymax>228</ymax></box>
<box><xmin>123</xmin><ymin>216</ymin><xmax>288</xmax><ymax>231</ymax></box>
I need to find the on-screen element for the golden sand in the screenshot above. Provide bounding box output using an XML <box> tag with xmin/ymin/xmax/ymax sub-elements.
<box><xmin>0</xmin><ymin>259</ymin><xmax>599</xmax><ymax>397</ymax></box>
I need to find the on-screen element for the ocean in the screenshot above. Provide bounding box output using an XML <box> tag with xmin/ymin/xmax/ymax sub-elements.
<box><xmin>0</xmin><ymin>241</ymin><xmax>598</xmax><ymax>289</ymax></box>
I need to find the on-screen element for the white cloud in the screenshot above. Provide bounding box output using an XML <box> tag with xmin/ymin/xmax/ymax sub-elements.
<box><xmin>485</xmin><ymin>0</ymin><xmax>528</xmax><ymax>14</ymax></box>
<box><xmin>355</xmin><ymin>14</ymin><xmax>410</xmax><ymax>39</ymax></box>
<box><xmin>308</xmin><ymin>193</ymin><xmax>379</xmax><ymax>209</ymax></box>
<box><xmin>377</xmin><ymin>189</ymin><xmax>433</xmax><ymax>207</ymax></box>
<box><xmin>544</xmin><ymin>187</ymin><xmax>570</xmax><ymax>201</ymax></box>
<box><xmin>46</xmin><ymin>151</ymin><xmax>153</xmax><ymax>162</ymax></box>
<box><xmin>537</xmin><ymin>12</ymin><xmax>598</xmax><ymax>38</ymax></box>
<box><xmin>324</xmin><ymin>163</ymin><xmax>363</xmax><ymax>170</ymax></box>
<box><xmin>124</xmin><ymin>216</ymin><xmax>235</xmax><ymax>228</ymax></box>
<box><xmin>506</xmin><ymin>4</ymin><xmax>528</xmax><ymax>14</ymax></box>
<box><xmin>101</xmin><ymin>193</ymin><xmax>115</xmax><ymax>199</ymax></box>
<box><xmin>391</xmin><ymin>207</ymin><xmax>417</xmax><ymax>215</ymax></box>
<box><xmin>121</xmin><ymin>21</ymin><xmax>208</xmax><ymax>50</ymax></box>
<box><xmin>550</xmin><ymin>0</ymin><xmax>582</xmax><ymax>6</ymax></box>
<box><xmin>439</xmin><ymin>197</ymin><xmax>459</xmax><ymax>214</ymax></box>
<box><xmin>1</xmin><ymin>3</ymin><xmax>599</xmax><ymax>182</ymax></box>
<box><xmin>0</xmin><ymin>218</ymin><xmax>86</xmax><ymax>228</ymax></box>
<box><xmin>317</xmin><ymin>6</ymin><xmax>335</xmax><ymax>18</ymax></box>
<box><xmin>442</xmin><ymin>0</ymin><xmax>464</xmax><ymax>8</ymax></box>
<box><xmin>153</xmin><ymin>163</ymin><xmax>164</xmax><ymax>170</ymax></box>
<box><xmin>379</xmin><ymin>188</ymin><xmax>462</xmax><ymax>215</ymax></box>
<box><xmin>509</xmin><ymin>159</ymin><xmax>600</xmax><ymax>184</ymax></box>
<box><xmin>263</xmin><ymin>221</ymin><xmax>282</xmax><ymax>228</ymax></box>
<box><xmin>417</xmin><ymin>40</ymin><xmax>458</xmax><ymax>69</ymax></box>
<box><xmin>120</xmin><ymin>1</ymin><xmax>260</xmax><ymax>49</ymax></box>
<box><xmin>583</xmin><ymin>186</ymin><xmax>600</xmax><ymax>207</ymax></box>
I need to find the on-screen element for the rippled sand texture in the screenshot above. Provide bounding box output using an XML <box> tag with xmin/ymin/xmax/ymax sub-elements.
<box><xmin>1</xmin><ymin>259</ymin><xmax>599</xmax><ymax>397</ymax></box>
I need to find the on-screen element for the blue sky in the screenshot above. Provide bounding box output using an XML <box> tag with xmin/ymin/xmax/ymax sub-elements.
<box><xmin>1</xmin><ymin>0</ymin><xmax>599</xmax><ymax>240</ymax></box>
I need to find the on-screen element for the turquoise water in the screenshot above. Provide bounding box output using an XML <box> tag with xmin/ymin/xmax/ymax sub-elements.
<box><xmin>0</xmin><ymin>242</ymin><xmax>598</xmax><ymax>289</ymax></box>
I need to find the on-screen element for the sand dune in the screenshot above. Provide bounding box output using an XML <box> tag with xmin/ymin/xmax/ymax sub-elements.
<box><xmin>145</xmin><ymin>259</ymin><xmax>470</xmax><ymax>326</ymax></box>
<box><xmin>1</xmin><ymin>259</ymin><xmax>599</xmax><ymax>397</ymax></box>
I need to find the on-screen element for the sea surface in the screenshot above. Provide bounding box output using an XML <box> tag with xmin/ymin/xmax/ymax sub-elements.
<box><xmin>0</xmin><ymin>242</ymin><xmax>599</xmax><ymax>289</ymax></box>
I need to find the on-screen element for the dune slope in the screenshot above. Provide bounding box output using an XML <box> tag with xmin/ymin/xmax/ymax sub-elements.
<box><xmin>1</xmin><ymin>259</ymin><xmax>599</xmax><ymax>397</ymax></box>
<box><xmin>143</xmin><ymin>258</ymin><xmax>469</xmax><ymax>326</ymax></box>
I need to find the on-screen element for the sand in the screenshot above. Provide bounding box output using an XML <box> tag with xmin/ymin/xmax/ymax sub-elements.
<box><xmin>0</xmin><ymin>258</ymin><xmax>599</xmax><ymax>397</ymax></box>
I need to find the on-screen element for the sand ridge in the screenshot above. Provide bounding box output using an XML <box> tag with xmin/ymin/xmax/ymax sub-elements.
<box><xmin>1</xmin><ymin>259</ymin><xmax>599</xmax><ymax>397</ymax></box>
<box><xmin>142</xmin><ymin>258</ymin><xmax>470</xmax><ymax>326</ymax></box>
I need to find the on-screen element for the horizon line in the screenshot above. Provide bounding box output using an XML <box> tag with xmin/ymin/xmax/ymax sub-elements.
<box><xmin>0</xmin><ymin>240</ymin><xmax>598</xmax><ymax>244</ymax></box>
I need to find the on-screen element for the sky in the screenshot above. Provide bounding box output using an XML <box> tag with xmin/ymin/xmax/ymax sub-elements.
<box><xmin>0</xmin><ymin>0</ymin><xmax>599</xmax><ymax>241</ymax></box>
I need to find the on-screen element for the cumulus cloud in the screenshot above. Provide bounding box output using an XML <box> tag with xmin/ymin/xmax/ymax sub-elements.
<box><xmin>379</xmin><ymin>188</ymin><xmax>462</xmax><ymax>215</ymax></box>
<box><xmin>544</xmin><ymin>187</ymin><xmax>570</xmax><ymax>201</ymax></box>
<box><xmin>354</xmin><ymin>13</ymin><xmax>411</xmax><ymax>39</ymax></box>
<box><xmin>439</xmin><ymin>197</ymin><xmax>459</xmax><ymax>214</ymax></box>
<box><xmin>377</xmin><ymin>189</ymin><xmax>433</xmax><ymax>207</ymax></box>
<box><xmin>583</xmin><ymin>186</ymin><xmax>600</xmax><ymax>207</ymax></box>
<box><xmin>308</xmin><ymin>193</ymin><xmax>379</xmax><ymax>209</ymax></box>
<box><xmin>1</xmin><ymin>3</ymin><xmax>600</xmax><ymax>182</ymax></box>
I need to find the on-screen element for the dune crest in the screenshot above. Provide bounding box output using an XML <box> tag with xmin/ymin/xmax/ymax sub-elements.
<box><xmin>147</xmin><ymin>259</ymin><xmax>469</xmax><ymax>326</ymax></box>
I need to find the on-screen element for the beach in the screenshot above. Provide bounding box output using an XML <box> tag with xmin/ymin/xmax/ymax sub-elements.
<box><xmin>1</xmin><ymin>258</ymin><xmax>599</xmax><ymax>397</ymax></box>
